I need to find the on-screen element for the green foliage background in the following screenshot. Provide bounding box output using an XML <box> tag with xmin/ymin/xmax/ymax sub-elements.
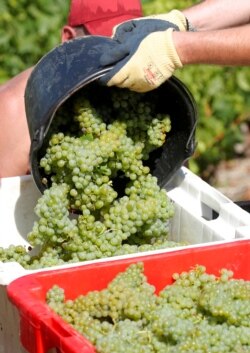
<box><xmin>1</xmin><ymin>0</ymin><xmax>250</xmax><ymax>177</ymax></box>
<box><xmin>0</xmin><ymin>0</ymin><xmax>69</xmax><ymax>80</ymax></box>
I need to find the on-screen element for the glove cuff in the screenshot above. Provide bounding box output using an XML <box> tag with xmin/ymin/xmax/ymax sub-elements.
<box><xmin>155</xmin><ymin>10</ymin><xmax>188</xmax><ymax>31</ymax></box>
<box><xmin>163</xmin><ymin>28</ymin><xmax>183</xmax><ymax>69</ymax></box>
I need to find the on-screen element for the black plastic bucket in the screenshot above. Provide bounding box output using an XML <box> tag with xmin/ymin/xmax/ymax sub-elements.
<box><xmin>235</xmin><ymin>201</ymin><xmax>250</xmax><ymax>214</ymax></box>
<box><xmin>25</xmin><ymin>35</ymin><xmax>197</xmax><ymax>193</ymax></box>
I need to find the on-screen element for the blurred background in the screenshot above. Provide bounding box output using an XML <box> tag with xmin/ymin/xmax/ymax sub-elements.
<box><xmin>1</xmin><ymin>0</ymin><xmax>250</xmax><ymax>200</ymax></box>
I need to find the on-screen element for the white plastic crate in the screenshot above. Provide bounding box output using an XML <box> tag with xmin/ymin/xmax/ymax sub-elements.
<box><xmin>0</xmin><ymin>167</ymin><xmax>250</xmax><ymax>353</ymax></box>
<box><xmin>1</xmin><ymin>166</ymin><xmax>250</xmax><ymax>281</ymax></box>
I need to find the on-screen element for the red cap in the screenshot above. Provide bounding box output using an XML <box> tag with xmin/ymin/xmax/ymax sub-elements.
<box><xmin>67</xmin><ymin>0</ymin><xmax>143</xmax><ymax>36</ymax></box>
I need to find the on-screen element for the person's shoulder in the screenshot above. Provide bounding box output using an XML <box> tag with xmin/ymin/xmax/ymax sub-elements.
<box><xmin>0</xmin><ymin>68</ymin><xmax>33</xmax><ymax>177</ymax></box>
<box><xmin>0</xmin><ymin>67</ymin><xmax>33</xmax><ymax>94</ymax></box>
<box><xmin>0</xmin><ymin>68</ymin><xmax>33</xmax><ymax>112</ymax></box>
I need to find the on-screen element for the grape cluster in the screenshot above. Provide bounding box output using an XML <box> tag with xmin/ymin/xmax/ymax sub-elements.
<box><xmin>0</xmin><ymin>86</ymin><xmax>180</xmax><ymax>269</ymax></box>
<box><xmin>46</xmin><ymin>263</ymin><xmax>250</xmax><ymax>353</ymax></box>
<box><xmin>0</xmin><ymin>245</ymin><xmax>31</xmax><ymax>268</ymax></box>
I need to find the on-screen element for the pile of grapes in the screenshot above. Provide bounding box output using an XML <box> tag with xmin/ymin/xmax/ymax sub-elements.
<box><xmin>47</xmin><ymin>262</ymin><xmax>250</xmax><ymax>353</ymax></box>
<box><xmin>0</xmin><ymin>86</ymin><xmax>183</xmax><ymax>269</ymax></box>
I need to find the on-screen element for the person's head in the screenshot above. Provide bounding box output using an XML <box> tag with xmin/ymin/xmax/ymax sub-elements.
<box><xmin>61</xmin><ymin>0</ymin><xmax>143</xmax><ymax>42</ymax></box>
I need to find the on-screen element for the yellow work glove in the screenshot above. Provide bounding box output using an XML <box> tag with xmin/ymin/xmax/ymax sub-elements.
<box><xmin>112</xmin><ymin>9</ymin><xmax>188</xmax><ymax>41</ymax></box>
<box><xmin>146</xmin><ymin>10</ymin><xmax>188</xmax><ymax>31</ymax></box>
<box><xmin>99</xmin><ymin>28</ymin><xmax>182</xmax><ymax>93</ymax></box>
<box><xmin>145</xmin><ymin>10</ymin><xmax>195</xmax><ymax>32</ymax></box>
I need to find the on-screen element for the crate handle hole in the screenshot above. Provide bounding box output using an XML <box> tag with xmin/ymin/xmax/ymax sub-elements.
<box><xmin>201</xmin><ymin>201</ymin><xmax>219</xmax><ymax>221</ymax></box>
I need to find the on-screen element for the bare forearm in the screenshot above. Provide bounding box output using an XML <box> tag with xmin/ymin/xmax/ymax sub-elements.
<box><xmin>173</xmin><ymin>25</ymin><xmax>250</xmax><ymax>66</ymax></box>
<box><xmin>182</xmin><ymin>0</ymin><xmax>250</xmax><ymax>31</ymax></box>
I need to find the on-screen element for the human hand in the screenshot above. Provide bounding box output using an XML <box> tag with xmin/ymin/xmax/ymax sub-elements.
<box><xmin>112</xmin><ymin>10</ymin><xmax>188</xmax><ymax>42</ymax></box>
<box><xmin>99</xmin><ymin>28</ymin><xmax>182</xmax><ymax>93</ymax></box>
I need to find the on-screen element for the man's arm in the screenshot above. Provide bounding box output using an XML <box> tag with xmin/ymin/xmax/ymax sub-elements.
<box><xmin>183</xmin><ymin>0</ymin><xmax>250</xmax><ymax>31</ymax></box>
<box><xmin>99</xmin><ymin>0</ymin><xmax>250</xmax><ymax>92</ymax></box>
<box><xmin>173</xmin><ymin>24</ymin><xmax>250</xmax><ymax>66</ymax></box>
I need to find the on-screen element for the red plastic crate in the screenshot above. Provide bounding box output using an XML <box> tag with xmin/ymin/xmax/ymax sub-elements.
<box><xmin>7</xmin><ymin>240</ymin><xmax>250</xmax><ymax>353</ymax></box>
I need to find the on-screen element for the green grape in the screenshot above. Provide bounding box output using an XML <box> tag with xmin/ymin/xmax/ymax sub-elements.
<box><xmin>0</xmin><ymin>245</ymin><xmax>31</xmax><ymax>267</ymax></box>
<box><xmin>46</xmin><ymin>263</ymin><xmax>250</xmax><ymax>353</ymax></box>
<box><xmin>0</xmin><ymin>87</ymin><xmax>178</xmax><ymax>269</ymax></box>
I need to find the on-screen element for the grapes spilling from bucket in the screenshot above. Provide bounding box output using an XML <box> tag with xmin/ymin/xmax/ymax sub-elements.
<box><xmin>0</xmin><ymin>87</ymin><xmax>185</xmax><ymax>269</ymax></box>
